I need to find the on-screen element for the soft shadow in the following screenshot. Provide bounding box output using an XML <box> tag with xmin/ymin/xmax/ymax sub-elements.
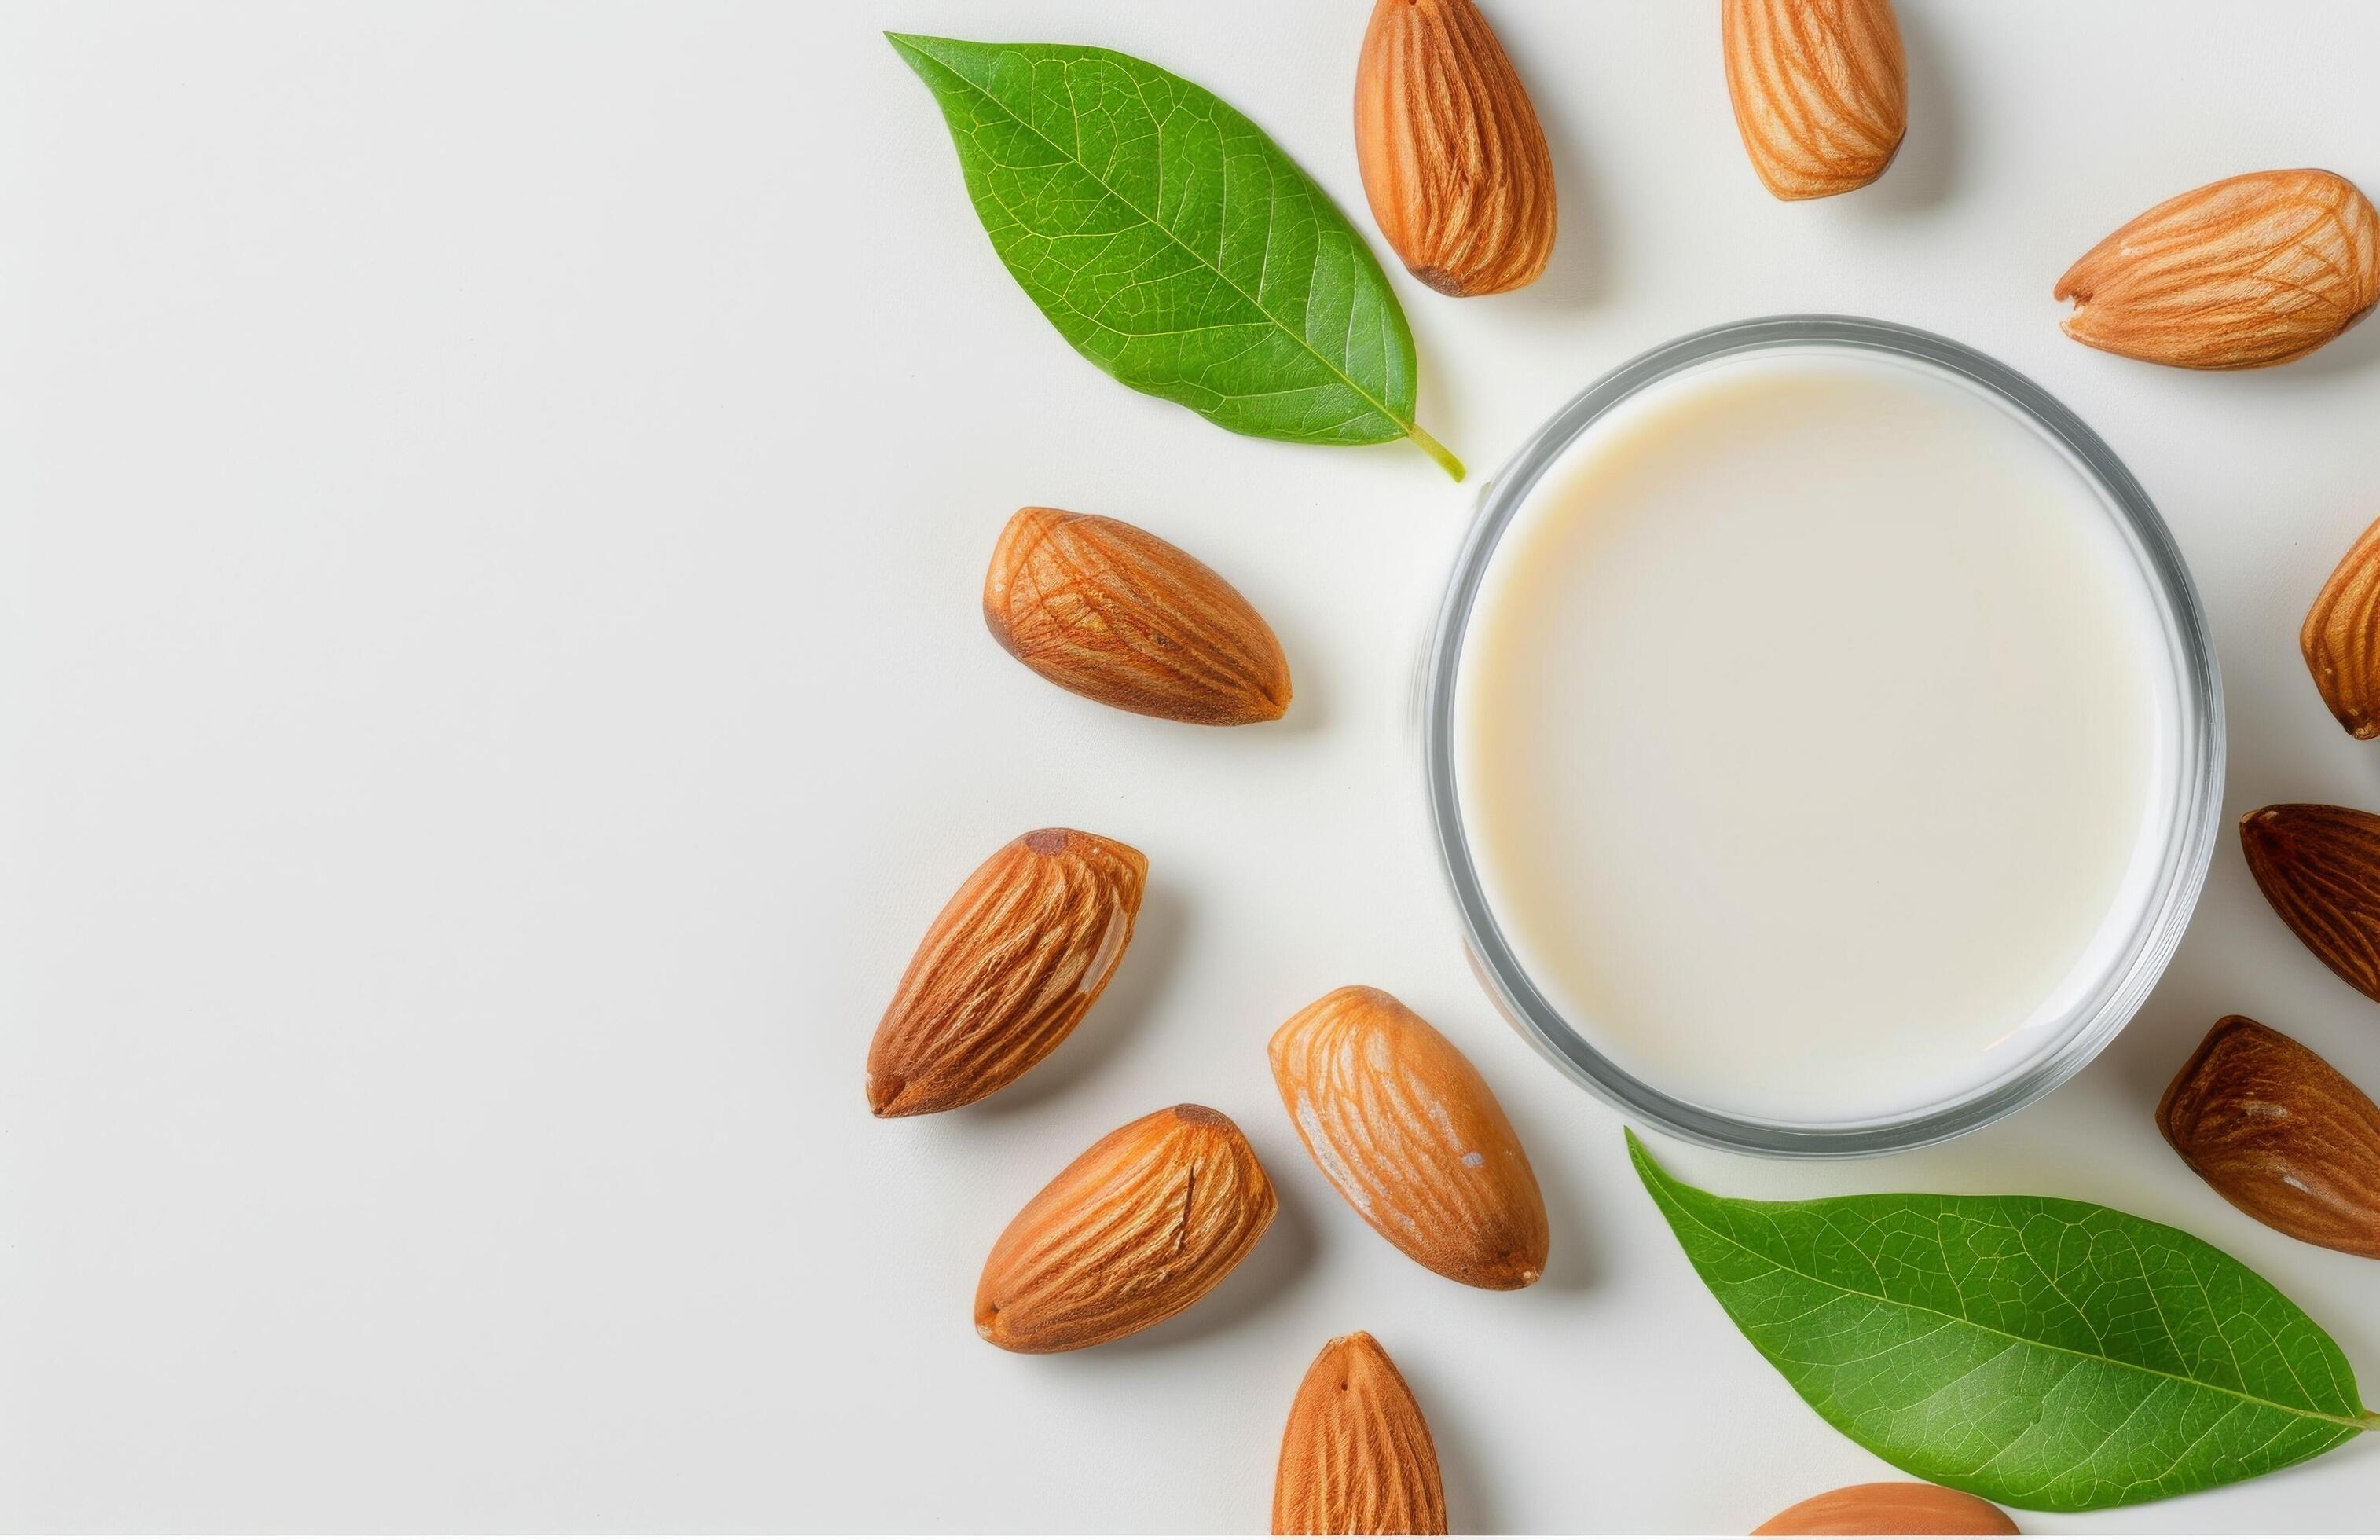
<box><xmin>2100</xmin><ymin>992</ymin><xmax>2214</xmax><ymax>1126</ymax></box>
<box><xmin>2085</xmin><ymin>891</ymin><xmax>2236</xmax><ymax>1124</ymax></box>
<box><xmin>1861</xmin><ymin>0</ymin><xmax>1958</xmax><ymax>213</ymax></box>
<box><xmin>1392</xmin><ymin>1348</ymin><xmax>1502</xmax><ymax>1535</ymax></box>
<box><xmin>1506</xmin><ymin>1099</ymin><xmax>1597</xmax><ymax>1295</ymax></box>
<box><xmin>954</xmin><ymin>882</ymin><xmax>1190</xmax><ymax>1120</ymax></box>
<box><xmin>1401</xmin><ymin>566</ymin><xmax>1465</xmax><ymax>750</ymax></box>
<box><xmin>2245</xmin><ymin>309</ymin><xmax>2380</xmax><ymax>380</ymax></box>
<box><xmin>1399</xmin><ymin>299</ymin><xmax>1483</xmax><ymax>477</ymax></box>
<box><xmin>1498</xmin><ymin>40</ymin><xmax>1612</xmax><ymax>312</ymax></box>
<box><xmin>1248</xmin><ymin>574</ymin><xmax>1334</xmax><ymax>739</ymax></box>
<box><xmin>1088</xmin><ymin>1185</ymin><xmax>1320</xmax><ymax>1358</ymax></box>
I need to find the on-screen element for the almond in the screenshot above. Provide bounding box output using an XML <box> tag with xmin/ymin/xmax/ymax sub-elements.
<box><xmin>1273</xmin><ymin>1331</ymin><xmax>1447</xmax><ymax>1537</ymax></box>
<box><xmin>866</xmin><ymin>828</ymin><xmax>1146</xmax><ymax>1116</ymax></box>
<box><xmin>984</xmin><ymin>508</ymin><xmax>1290</xmax><ymax>727</ymax></box>
<box><xmin>974</xmin><ymin>1104</ymin><xmax>1275</xmax><ymax>1352</ymax></box>
<box><xmin>1355</xmin><ymin>0</ymin><xmax>1556</xmax><ymax>296</ymax></box>
<box><xmin>1269</xmin><ymin>986</ymin><xmax>1548</xmax><ymax>1289</ymax></box>
<box><xmin>2302</xmin><ymin>513</ymin><xmax>2380</xmax><ymax>738</ymax></box>
<box><xmin>1722</xmin><ymin>0</ymin><xmax>1907</xmax><ymax>200</ymax></box>
<box><xmin>2055</xmin><ymin>169</ymin><xmax>2380</xmax><ymax>368</ymax></box>
<box><xmin>1752</xmin><ymin>1481</ymin><xmax>2019</xmax><ymax>1535</ymax></box>
<box><xmin>2239</xmin><ymin>804</ymin><xmax>2380</xmax><ymax>1005</ymax></box>
<box><xmin>2157</xmin><ymin>1016</ymin><xmax>2380</xmax><ymax>1260</ymax></box>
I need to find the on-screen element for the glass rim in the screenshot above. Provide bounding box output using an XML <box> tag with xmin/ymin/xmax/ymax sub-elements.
<box><xmin>1421</xmin><ymin>314</ymin><xmax>2226</xmax><ymax>1159</ymax></box>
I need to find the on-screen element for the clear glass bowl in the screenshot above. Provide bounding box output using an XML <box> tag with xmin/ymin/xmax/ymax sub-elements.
<box><xmin>1421</xmin><ymin>316</ymin><xmax>2224</xmax><ymax>1157</ymax></box>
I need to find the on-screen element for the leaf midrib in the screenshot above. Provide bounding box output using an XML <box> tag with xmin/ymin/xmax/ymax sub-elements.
<box><xmin>1648</xmin><ymin>1164</ymin><xmax>2379</xmax><ymax>1436</ymax></box>
<box><xmin>892</xmin><ymin>35</ymin><xmax>1417</xmax><ymax>442</ymax></box>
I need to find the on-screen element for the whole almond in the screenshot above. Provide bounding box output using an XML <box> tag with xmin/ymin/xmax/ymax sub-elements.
<box><xmin>2239</xmin><ymin>804</ymin><xmax>2380</xmax><ymax>1004</ymax></box>
<box><xmin>1273</xmin><ymin>1331</ymin><xmax>1447</xmax><ymax>1536</ymax></box>
<box><xmin>1752</xmin><ymin>1482</ymin><xmax>2019</xmax><ymax>1535</ymax></box>
<box><xmin>1722</xmin><ymin>0</ymin><xmax>1907</xmax><ymax>200</ymax></box>
<box><xmin>2301</xmin><ymin>513</ymin><xmax>2380</xmax><ymax>738</ymax></box>
<box><xmin>2157</xmin><ymin>1016</ymin><xmax>2380</xmax><ymax>1260</ymax></box>
<box><xmin>975</xmin><ymin>1104</ymin><xmax>1275</xmax><ymax>1352</ymax></box>
<box><xmin>866</xmin><ymin>828</ymin><xmax>1146</xmax><ymax>1116</ymax></box>
<box><xmin>1269</xmin><ymin>985</ymin><xmax>1548</xmax><ymax>1289</ymax></box>
<box><xmin>1355</xmin><ymin>0</ymin><xmax>1556</xmax><ymax>296</ymax></box>
<box><xmin>2055</xmin><ymin>169</ymin><xmax>2380</xmax><ymax>368</ymax></box>
<box><xmin>985</xmin><ymin>508</ymin><xmax>1290</xmax><ymax>727</ymax></box>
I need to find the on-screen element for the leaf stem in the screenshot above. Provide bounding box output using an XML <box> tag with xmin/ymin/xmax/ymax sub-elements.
<box><xmin>1407</xmin><ymin>421</ymin><xmax>1465</xmax><ymax>482</ymax></box>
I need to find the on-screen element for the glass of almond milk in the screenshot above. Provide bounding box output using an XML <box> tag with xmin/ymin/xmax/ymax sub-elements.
<box><xmin>1425</xmin><ymin>317</ymin><xmax>2222</xmax><ymax>1157</ymax></box>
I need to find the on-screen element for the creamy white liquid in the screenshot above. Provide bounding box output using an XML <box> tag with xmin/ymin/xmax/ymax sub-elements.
<box><xmin>1454</xmin><ymin>350</ymin><xmax>2176</xmax><ymax>1124</ymax></box>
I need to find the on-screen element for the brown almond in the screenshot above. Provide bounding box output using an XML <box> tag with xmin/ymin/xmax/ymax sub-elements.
<box><xmin>2157</xmin><ymin>1016</ymin><xmax>2380</xmax><ymax>1260</ymax></box>
<box><xmin>984</xmin><ymin>508</ymin><xmax>1290</xmax><ymax>727</ymax></box>
<box><xmin>866</xmin><ymin>828</ymin><xmax>1146</xmax><ymax>1116</ymax></box>
<box><xmin>1273</xmin><ymin>1331</ymin><xmax>1447</xmax><ymax>1537</ymax></box>
<box><xmin>1269</xmin><ymin>985</ymin><xmax>1548</xmax><ymax>1289</ymax></box>
<box><xmin>2056</xmin><ymin>169</ymin><xmax>2380</xmax><ymax>368</ymax></box>
<box><xmin>1752</xmin><ymin>1481</ymin><xmax>2019</xmax><ymax>1535</ymax></box>
<box><xmin>1722</xmin><ymin>0</ymin><xmax>1907</xmax><ymax>200</ymax></box>
<box><xmin>2239</xmin><ymin>803</ymin><xmax>2380</xmax><ymax>1005</ymax></box>
<box><xmin>2301</xmin><ymin>513</ymin><xmax>2380</xmax><ymax>739</ymax></box>
<box><xmin>974</xmin><ymin>1104</ymin><xmax>1274</xmax><ymax>1352</ymax></box>
<box><xmin>1355</xmin><ymin>0</ymin><xmax>1556</xmax><ymax>296</ymax></box>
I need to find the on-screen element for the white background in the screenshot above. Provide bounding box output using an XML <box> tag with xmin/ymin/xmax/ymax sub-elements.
<box><xmin>6</xmin><ymin>1</ymin><xmax>2380</xmax><ymax>1532</ymax></box>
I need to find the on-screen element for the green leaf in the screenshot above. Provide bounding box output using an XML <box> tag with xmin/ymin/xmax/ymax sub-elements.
<box><xmin>1626</xmin><ymin>1131</ymin><xmax>2378</xmax><ymax>1512</ymax></box>
<box><xmin>886</xmin><ymin>32</ymin><xmax>1462</xmax><ymax>480</ymax></box>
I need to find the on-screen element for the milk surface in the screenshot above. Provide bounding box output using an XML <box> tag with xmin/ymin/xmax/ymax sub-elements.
<box><xmin>1454</xmin><ymin>350</ymin><xmax>2174</xmax><ymax>1124</ymax></box>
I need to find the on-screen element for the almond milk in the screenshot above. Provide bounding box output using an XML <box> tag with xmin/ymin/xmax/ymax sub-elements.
<box><xmin>1452</xmin><ymin>348</ymin><xmax>2178</xmax><ymax>1124</ymax></box>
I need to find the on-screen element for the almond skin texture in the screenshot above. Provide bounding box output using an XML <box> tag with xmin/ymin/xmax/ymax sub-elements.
<box><xmin>974</xmin><ymin>1104</ymin><xmax>1275</xmax><ymax>1352</ymax></box>
<box><xmin>866</xmin><ymin>828</ymin><xmax>1146</xmax><ymax>1117</ymax></box>
<box><xmin>1722</xmin><ymin>0</ymin><xmax>1907</xmax><ymax>200</ymax></box>
<box><xmin>2056</xmin><ymin>169</ymin><xmax>2380</xmax><ymax>368</ymax></box>
<box><xmin>2302</xmin><ymin>513</ymin><xmax>2380</xmax><ymax>738</ymax></box>
<box><xmin>1752</xmin><ymin>1481</ymin><xmax>2019</xmax><ymax>1535</ymax></box>
<box><xmin>1355</xmin><ymin>0</ymin><xmax>1556</xmax><ymax>296</ymax></box>
<box><xmin>984</xmin><ymin>508</ymin><xmax>1290</xmax><ymax>727</ymax></box>
<box><xmin>2240</xmin><ymin>804</ymin><xmax>2380</xmax><ymax>1005</ymax></box>
<box><xmin>2158</xmin><ymin>1016</ymin><xmax>2380</xmax><ymax>1260</ymax></box>
<box><xmin>1273</xmin><ymin>1332</ymin><xmax>1447</xmax><ymax>1536</ymax></box>
<box><xmin>1270</xmin><ymin>985</ymin><xmax>1548</xmax><ymax>1289</ymax></box>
